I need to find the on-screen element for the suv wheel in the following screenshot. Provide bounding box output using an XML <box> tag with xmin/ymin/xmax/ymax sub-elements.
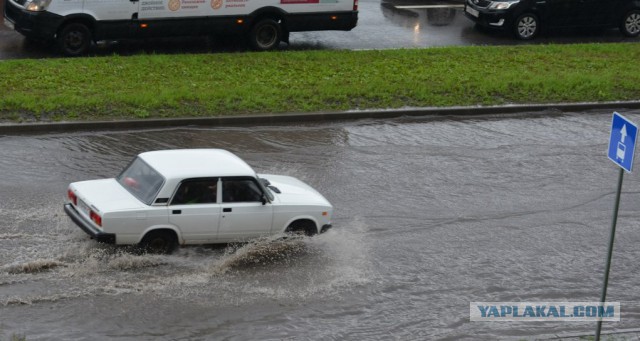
<box><xmin>513</xmin><ymin>13</ymin><xmax>539</xmax><ymax>40</ymax></box>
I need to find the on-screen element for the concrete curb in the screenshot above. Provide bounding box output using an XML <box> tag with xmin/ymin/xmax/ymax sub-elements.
<box><xmin>2</xmin><ymin>101</ymin><xmax>640</xmax><ymax>134</ymax></box>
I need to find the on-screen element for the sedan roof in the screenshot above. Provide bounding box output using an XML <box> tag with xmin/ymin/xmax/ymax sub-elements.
<box><xmin>138</xmin><ymin>149</ymin><xmax>256</xmax><ymax>179</ymax></box>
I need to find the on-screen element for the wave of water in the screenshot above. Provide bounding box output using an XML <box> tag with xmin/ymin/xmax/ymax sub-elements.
<box><xmin>211</xmin><ymin>235</ymin><xmax>309</xmax><ymax>274</ymax></box>
<box><xmin>4</xmin><ymin>259</ymin><xmax>66</xmax><ymax>274</ymax></box>
<box><xmin>1</xmin><ymin>203</ymin><xmax>373</xmax><ymax>308</ymax></box>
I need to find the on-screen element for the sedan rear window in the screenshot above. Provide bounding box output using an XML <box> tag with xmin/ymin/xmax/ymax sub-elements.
<box><xmin>117</xmin><ymin>157</ymin><xmax>164</xmax><ymax>205</ymax></box>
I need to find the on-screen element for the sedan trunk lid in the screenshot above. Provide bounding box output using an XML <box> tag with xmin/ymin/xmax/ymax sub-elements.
<box><xmin>70</xmin><ymin>178</ymin><xmax>147</xmax><ymax>214</ymax></box>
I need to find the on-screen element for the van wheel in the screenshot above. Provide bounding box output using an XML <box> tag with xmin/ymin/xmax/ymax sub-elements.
<box><xmin>513</xmin><ymin>13</ymin><xmax>539</xmax><ymax>40</ymax></box>
<box><xmin>621</xmin><ymin>10</ymin><xmax>640</xmax><ymax>37</ymax></box>
<box><xmin>58</xmin><ymin>23</ymin><xmax>92</xmax><ymax>56</ymax></box>
<box><xmin>139</xmin><ymin>230</ymin><xmax>178</xmax><ymax>254</ymax></box>
<box><xmin>248</xmin><ymin>19</ymin><xmax>281</xmax><ymax>51</ymax></box>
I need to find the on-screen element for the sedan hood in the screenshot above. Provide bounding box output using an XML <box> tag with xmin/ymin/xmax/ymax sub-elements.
<box><xmin>259</xmin><ymin>174</ymin><xmax>332</xmax><ymax>207</ymax></box>
<box><xmin>70</xmin><ymin>178</ymin><xmax>147</xmax><ymax>213</ymax></box>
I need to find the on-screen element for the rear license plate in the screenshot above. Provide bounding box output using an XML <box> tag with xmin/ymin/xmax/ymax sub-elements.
<box><xmin>465</xmin><ymin>6</ymin><xmax>479</xmax><ymax>17</ymax></box>
<box><xmin>78</xmin><ymin>199</ymin><xmax>90</xmax><ymax>216</ymax></box>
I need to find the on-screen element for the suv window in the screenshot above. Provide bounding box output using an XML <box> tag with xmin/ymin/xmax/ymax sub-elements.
<box><xmin>171</xmin><ymin>179</ymin><xmax>218</xmax><ymax>205</ymax></box>
<box><xmin>222</xmin><ymin>178</ymin><xmax>264</xmax><ymax>203</ymax></box>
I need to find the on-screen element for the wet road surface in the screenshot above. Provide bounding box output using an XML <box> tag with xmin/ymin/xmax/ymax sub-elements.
<box><xmin>1</xmin><ymin>110</ymin><xmax>640</xmax><ymax>340</ymax></box>
<box><xmin>1</xmin><ymin>0</ymin><xmax>638</xmax><ymax>59</ymax></box>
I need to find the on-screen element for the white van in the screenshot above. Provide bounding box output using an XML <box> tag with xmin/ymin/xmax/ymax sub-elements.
<box><xmin>3</xmin><ymin>0</ymin><xmax>358</xmax><ymax>55</ymax></box>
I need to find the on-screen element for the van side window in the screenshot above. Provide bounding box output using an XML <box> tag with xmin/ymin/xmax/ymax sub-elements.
<box><xmin>222</xmin><ymin>179</ymin><xmax>263</xmax><ymax>203</ymax></box>
<box><xmin>171</xmin><ymin>179</ymin><xmax>218</xmax><ymax>205</ymax></box>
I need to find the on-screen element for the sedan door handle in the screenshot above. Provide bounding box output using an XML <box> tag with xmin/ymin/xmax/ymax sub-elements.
<box><xmin>172</xmin><ymin>210</ymin><xmax>182</xmax><ymax>214</ymax></box>
<box><xmin>223</xmin><ymin>208</ymin><xmax>232</xmax><ymax>212</ymax></box>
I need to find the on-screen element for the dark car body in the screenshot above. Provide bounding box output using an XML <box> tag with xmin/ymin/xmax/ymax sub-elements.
<box><xmin>464</xmin><ymin>0</ymin><xmax>640</xmax><ymax>39</ymax></box>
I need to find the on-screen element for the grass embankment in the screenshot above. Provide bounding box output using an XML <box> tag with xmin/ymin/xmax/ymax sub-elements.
<box><xmin>1</xmin><ymin>43</ymin><xmax>639</xmax><ymax>122</ymax></box>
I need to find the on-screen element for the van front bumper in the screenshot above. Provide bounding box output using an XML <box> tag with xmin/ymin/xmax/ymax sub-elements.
<box><xmin>64</xmin><ymin>203</ymin><xmax>116</xmax><ymax>244</ymax></box>
<box><xmin>4</xmin><ymin>0</ymin><xmax>63</xmax><ymax>41</ymax></box>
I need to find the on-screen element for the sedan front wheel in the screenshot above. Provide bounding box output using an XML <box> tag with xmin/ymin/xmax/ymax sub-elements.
<box><xmin>513</xmin><ymin>13</ymin><xmax>539</xmax><ymax>40</ymax></box>
<box><xmin>621</xmin><ymin>10</ymin><xmax>640</xmax><ymax>37</ymax></box>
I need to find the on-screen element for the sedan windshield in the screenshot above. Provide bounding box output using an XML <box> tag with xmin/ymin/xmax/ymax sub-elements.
<box><xmin>117</xmin><ymin>157</ymin><xmax>164</xmax><ymax>205</ymax></box>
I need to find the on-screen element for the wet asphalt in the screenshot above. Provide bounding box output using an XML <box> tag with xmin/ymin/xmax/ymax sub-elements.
<box><xmin>2</xmin><ymin>110</ymin><xmax>640</xmax><ymax>340</ymax></box>
<box><xmin>2</xmin><ymin>0</ymin><xmax>640</xmax><ymax>338</ymax></box>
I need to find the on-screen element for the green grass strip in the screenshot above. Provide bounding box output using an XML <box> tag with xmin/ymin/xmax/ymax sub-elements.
<box><xmin>0</xmin><ymin>43</ymin><xmax>639</xmax><ymax>122</ymax></box>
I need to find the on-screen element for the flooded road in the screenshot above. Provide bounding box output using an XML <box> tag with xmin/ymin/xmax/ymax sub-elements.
<box><xmin>1</xmin><ymin>111</ymin><xmax>640</xmax><ymax>340</ymax></box>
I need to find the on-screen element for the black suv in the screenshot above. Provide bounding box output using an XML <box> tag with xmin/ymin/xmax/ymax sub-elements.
<box><xmin>464</xmin><ymin>0</ymin><xmax>640</xmax><ymax>39</ymax></box>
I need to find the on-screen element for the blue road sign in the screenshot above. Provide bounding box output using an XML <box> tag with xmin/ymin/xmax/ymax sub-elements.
<box><xmin>608</xmin><ymin>112</ymin><xmax>638</xmax><ymax>173</ymax></box>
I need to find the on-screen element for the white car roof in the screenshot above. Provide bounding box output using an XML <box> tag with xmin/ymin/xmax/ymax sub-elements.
<box><xmin>138</xmin><ymin>149</ymin><xmax>256</xmax><ymax>180</ymax></box>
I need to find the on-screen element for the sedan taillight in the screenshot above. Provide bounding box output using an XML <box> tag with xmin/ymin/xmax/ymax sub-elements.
<box><xmin>353</xmin><ymin>0</ymin><xmax>358</xmax><ymax>10</ymax></box>
<box><xmin>90</xmin><ymin>210</ymin><xmax>102</xmax><ymax>227</ymax></box>
<box><xmin>67</xmin><ymin>188</ymin><xmax>77</xmax><ymax>205</ymax></box>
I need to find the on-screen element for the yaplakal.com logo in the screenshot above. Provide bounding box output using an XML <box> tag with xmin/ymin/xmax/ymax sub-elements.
<box><xmin>470</xmin><ymin>302</ymin><xmax>620</xmax><ymax>322</ymax></box>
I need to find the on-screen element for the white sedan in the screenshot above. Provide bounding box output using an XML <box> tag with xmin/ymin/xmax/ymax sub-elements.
<box><xmin>64</xmin><ymin>149</ymin><xmax>333</xmax><ymax>253</ymax></box>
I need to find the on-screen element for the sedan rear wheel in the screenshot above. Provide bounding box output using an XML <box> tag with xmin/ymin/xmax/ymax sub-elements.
<box><xmin>513</xmin><ymin>13</ymin><xmax>539</xmax><ymax>40</ymax></box>
<box><xmin>621</xmin><ymin>10</ymin><xmax>640</xmax><ymax>37</ymax></box>
<box><xmin>140</xmin><ymin>230</ymin><xmax>178</xmax><ymax>254</ymax></box>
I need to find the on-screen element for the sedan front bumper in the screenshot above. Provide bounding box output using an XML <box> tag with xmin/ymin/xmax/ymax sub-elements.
<box><xmin>64</xmin><ymin>203</ymin><xmax>116</xmax><ymax>244</ymax></box>
<box><xmin>464</xmin><ymin>3</ymin><xmax>509</xmax><ymax>28</ymax></box>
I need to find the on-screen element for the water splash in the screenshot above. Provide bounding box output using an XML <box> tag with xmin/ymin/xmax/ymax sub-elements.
<box><xmin>306</xmin><ymin>216</ymin><xmax>375</xmax><ymax>290</ymax></box>
<box><xmin>106</xmin><ymin>254</ymin><xmax>168</xmax><ymax>271</ymax></box>
<box><xmin>211</xmin><ymin>234</ymin><xmax>309</xmax><ymax>274</ymax></box>
<box><xmin>0</xmin><ymin>233</ymin><xmax>28</xmax><ymax>240</ymax></box>
<box><xmin>1</xmin><ymin>206</ymin><xmax>373</xmax><ymax>309</ymax></box>
<box><xmin>4</xmin><ymin>259</ymin><xmax>66</xmax><ymax>274</ymax></box>
<box><xmin>1</xmin><ymin>291</ymin><xmax>91</xmax><ymax>306</ymax></box>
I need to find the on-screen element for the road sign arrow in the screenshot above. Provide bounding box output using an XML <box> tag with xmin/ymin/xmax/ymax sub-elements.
<box><xmin>609</xmin><ymin>112</ymin><xmax>638</xmax><ymax>173</ymax></box>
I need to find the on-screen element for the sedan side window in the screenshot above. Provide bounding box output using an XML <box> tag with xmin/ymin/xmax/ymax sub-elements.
<box><xmin>171</xmin><ymin>179</ymin><xmax>218</xmax><ymax>205</ymax></box>
<box><xmin>222</xmin><ymin>179</ymin><xmax>263</xmax><ymax>203</ymax></box>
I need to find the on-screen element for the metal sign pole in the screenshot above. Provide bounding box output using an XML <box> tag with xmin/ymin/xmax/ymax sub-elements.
<box><xmin>595</xmin><ymin>167</ymin><xmax>624</xmax><ymax>341</ymax></box>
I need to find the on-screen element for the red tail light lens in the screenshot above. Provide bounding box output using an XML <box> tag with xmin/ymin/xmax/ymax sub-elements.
<box><xmin>67</xmin><ymin>189</ymin><xmax>77</xmax><ymax>205</ymax></box>
<box><xmin>353</xmin><ymin>0</ymin><xmax>358</xmax><ymax>10</ymax></box>
<box><xmin>90</xmin><ymin>210</ymin><xmax>102</xmax><ymax>227</ymax></box>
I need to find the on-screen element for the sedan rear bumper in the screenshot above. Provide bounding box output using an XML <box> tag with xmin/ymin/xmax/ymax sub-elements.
<box><xmin>64</xmin><ymin>203</ymin><xmax>116</xmax><ymax>244</ymax></box>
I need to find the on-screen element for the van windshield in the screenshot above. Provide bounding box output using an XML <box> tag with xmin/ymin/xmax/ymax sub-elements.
<box><xmin>116</xmin><ymin>157</ymin><xmax>164</xmax><ymax>205</ymax></box>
